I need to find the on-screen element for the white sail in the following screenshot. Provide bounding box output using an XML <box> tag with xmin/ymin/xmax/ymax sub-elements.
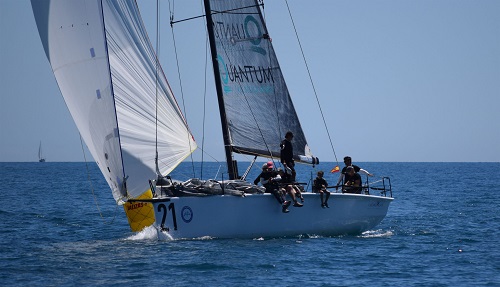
<box><xmin>31</xmin><ymin>0</ymin><xmax>196</xmax><ymax>202</ymax></box>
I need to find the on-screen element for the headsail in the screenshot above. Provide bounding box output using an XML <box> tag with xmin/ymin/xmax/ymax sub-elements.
<box><xmin>31</xmin><ymin>0</ymin><xmax>197</xmax><ymax>203</ymax></box>
<box><xmin>205</xmin><ymin>0</ymin><xmax>317</xmax><ymax>164</ymax></box>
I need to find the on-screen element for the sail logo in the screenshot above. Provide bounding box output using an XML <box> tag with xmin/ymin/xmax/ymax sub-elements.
<box><xmin>244</xmin><ymin>16</ymin><xmax>266</xmax><ymax>55</ymax></box>
<box><xmin>214</xmin><ymin>15</ymin><xmax>266</xmax><ymax>55</ymax></box>
<box><xmin>127</xmin><ymin>202</ymin><xmax>147</xmax><ymax>210</ymax></box>
<box><xmin>217</xmin><ymin>55</ymin><xmax>231</xmax><ymax>93</ymax></box>
<box><xmin>217</xmin><ymin>54</ymin><xmax>275</xmax><ymax>94</ymax></box>
<box><xmin>181</xmin><ymin>206</ymin><xmax>193</xmax><ymax>223</ymax></box>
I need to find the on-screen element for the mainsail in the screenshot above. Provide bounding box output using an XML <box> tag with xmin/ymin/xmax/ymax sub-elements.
<box><xmin>38</xmin><ymin>141</ymin><xmax>45</xmax><ymax>162</ymax></box>
<box><xmin>205</xmin><ymin>0</ymin><xmax>318</xmax><ymax>165</ymax></box>
<box><xmin>31</xmin><ymin>0</ymin><xmax>197</xmax><ymax>203</ymax></box>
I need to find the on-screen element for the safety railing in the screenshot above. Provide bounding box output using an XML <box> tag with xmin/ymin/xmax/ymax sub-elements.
<box><xmin>364</xmin><ymin>176</ymin><xmax>392</xmax><ymax>197</ymax></box>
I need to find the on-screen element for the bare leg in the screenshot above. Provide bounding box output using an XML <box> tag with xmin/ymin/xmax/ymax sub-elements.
<box><xmin>289</xmin><ymin>186</ymin><xmax>303</xmax><ymax>207</ymax></box>
<box><xmin>287</xmin><ymin>186</ymin><xmax>297</xmax><ymax>202</ymax></box>
<box><xmin>293</xmin><ymin>185</ymin><xmax>304</xmax><ymax>202</ymax></box>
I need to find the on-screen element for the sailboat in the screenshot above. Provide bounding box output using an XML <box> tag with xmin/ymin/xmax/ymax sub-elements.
<box><xmin>31</xmin><ymin>0</ymin><xmax>393</xmax><ymax>239</ymax></box>
<box><xmin>38</xmin><ymin>141</ymin><xmax>45</xmax><ymax>162</ymax></box>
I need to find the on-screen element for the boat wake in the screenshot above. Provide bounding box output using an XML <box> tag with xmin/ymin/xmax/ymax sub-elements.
<box><xmin>125</xmin><ymin>226</ymin><xmax>217</xmax><ymax>241</ymax></box>
<box><xmin>125</xmin><ymin>225</ymin><xmax>160</xmax><ymax>241</ymax></box>
<box><xmin>157</xmin><ymin>231</ymin><xmax>215</xmax><ymax>241</ymax></box>
<box><xmin>359</xmin><ymin>229</ymin><xmax>393</xmax><ymax>238</ymax></box>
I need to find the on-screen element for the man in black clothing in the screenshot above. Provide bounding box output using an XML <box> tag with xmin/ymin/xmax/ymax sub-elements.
<box><xmin>343</xmin><ymin>166</ymin><xmax>362</xmax><ymax>194</ymax></box>
<box><xmin>280</xmin><ymin>131</ymin><xmax>296</xmax><ymax>181</ymax></box>
<box><xmin>336</xmin><ymin>156</ymin><xmax>373</xmax><ymax>191</ymax></box>
<box><xmin>254</xmin><ymin>161</ymin><xmax>291</xmax><ymax>213</ymax></box>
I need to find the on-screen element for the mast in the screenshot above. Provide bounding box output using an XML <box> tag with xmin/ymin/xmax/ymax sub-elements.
<box><xmin>38</xmin><ymin>141</ymin><xmax>42</xmax><ymax>160</ymax></box>
<box><xmin>203</xmin><ymin>0</ymin><xmax>238</xmax><ymax>180</ymax></box>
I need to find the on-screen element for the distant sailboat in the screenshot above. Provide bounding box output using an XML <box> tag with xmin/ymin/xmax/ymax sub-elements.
<box><xmin>38</xmin><ymin>141</ymin><xmax>45</xmax><ymax>162</ymax></box>
<box><xmin>31</xmin><ymin>0</ymin><xmax>393</xmax><ymax>239</ymax></box>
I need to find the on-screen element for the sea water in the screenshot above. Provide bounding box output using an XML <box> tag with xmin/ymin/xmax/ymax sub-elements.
<box><xmin>0</xmin><ymin>162</ymin><xmax>498</xmax><ymax>286</ymax></box>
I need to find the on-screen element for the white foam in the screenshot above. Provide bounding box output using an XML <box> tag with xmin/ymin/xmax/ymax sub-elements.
<box><xmin>360</xmin><ymin>229</ymin><xmax>393</xmax><ymax>238</ymax></box>
<box><xmin>125</xmin><ymin>225</ymin><xmax>164</xmax><ymax>241</ymax></box>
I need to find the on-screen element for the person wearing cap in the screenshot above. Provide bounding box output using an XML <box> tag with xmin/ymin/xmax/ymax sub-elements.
<box><xmin>253</xmin><ymin>161</ymin><xmax>292</xmax><ymax>213</ymax></box>
<box><xmin>280</xmin><ymin>131</ymin><xmax>296</xmax><ymax>182</ymax></box>
<box><xmin>343</xmin><ymin>166</ymin><xmax>362</xmax><ymax>194</ymax></box>
<box><xmin>335</xmin><ymin>156</ymin><xmax>373</xmax><ymax>192</ymax></box>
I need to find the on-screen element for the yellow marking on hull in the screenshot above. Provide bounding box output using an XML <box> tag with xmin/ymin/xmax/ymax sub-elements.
<box><xmin>123</xmin><ymin>189</ymin><xmax>155</xmax><ymax>232</ymax></box>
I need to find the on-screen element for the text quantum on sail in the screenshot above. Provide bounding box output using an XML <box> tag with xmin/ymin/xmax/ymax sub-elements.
<box><xmin>213</xmin><ymin>16</ymin><xmax>276</xmax><ymax>94</ymax></box>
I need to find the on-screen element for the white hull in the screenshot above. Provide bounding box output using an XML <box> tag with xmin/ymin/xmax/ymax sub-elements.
<box><xmin>149</xmin><ymin>192</ymin><xmax>393</xmax><ymax>239</ymax></box>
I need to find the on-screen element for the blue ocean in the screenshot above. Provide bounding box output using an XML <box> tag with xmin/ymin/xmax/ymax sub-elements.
<box><xmin>0</xmin><ymin>162</ymin><xmax>498</xmax><ymax>286</ymax></box>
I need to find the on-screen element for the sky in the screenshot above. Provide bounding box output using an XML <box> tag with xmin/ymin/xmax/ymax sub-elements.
<box><xmin>1</xmin><ymin>0</ymin><xmax>499</xmax><ymax>163</ymax></box>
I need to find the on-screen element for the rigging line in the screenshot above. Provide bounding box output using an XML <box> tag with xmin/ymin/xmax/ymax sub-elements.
<box><xmin>284</xmin><ymin>0</ymin><xmax>339</xmax><ymax>165</ymax></box>
<box><xmin>201</xmin><ymin>0</ymin><xmax>209</xmax><ymax>180</ymax></box>
<box><xmin>170</xmin><ymin>4</ymin><xmax>263</xmax><ymax>25</ymax></box>
<box><xmin>260</xmin><ymin>3</ymin><xmax>291</xmax><ymax>166</ymax></box>
<box><xmin>79</xmin><ymin>134</ymin><xmax>117</xmax><ymax>224</ymax></box>
<box><xmin>238</xmin><ymin>4</ymin><xmax>276</xmax><ymax>163</ymax></box>
<box><xmin>223</xmin><ymin>5</ymin><xmax>275</xmax><ymax>161</ymax></box>
<box><xmin>155</xmin><ymin>0</ymin><xmax>160</xmax><ymax>174</ymax></box>
<box><xmin>220</xmin><ymin>52</ymin><xmax>274</xmax><ymax>162</ymax></box>
<box><xmin>196</xmin><ymin>146</ymin><xmax>222</xmax><ymax>163</ymax></box>
<box><xmin>168</xmin><ymin>0</ymin><xmax>197</xmax><ymax>178</ymax></box>
<box><xmin>206</xmin><ymin>3</ymin><xmax>274</xmax><ymax>162</ymax></box>
<box><xmin>203</xmin><ymin>2</ymin><xmax>278</xmax><ymax>168</ymax></box>
<box><xmin>259</xmin><ymin>2</ymin><xmax>279</xmax><ymax>160</ymax></box>
<box><xmin>260</xmin><ymin>3</ymin><xmax>281</xmax><ymax>164</ymax></box>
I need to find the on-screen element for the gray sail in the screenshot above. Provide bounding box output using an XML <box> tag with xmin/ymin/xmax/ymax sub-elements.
<box><xmin>207</xmin><ymin>0</ymin><xmax>317</xmax><ymax>164</ymax></box>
